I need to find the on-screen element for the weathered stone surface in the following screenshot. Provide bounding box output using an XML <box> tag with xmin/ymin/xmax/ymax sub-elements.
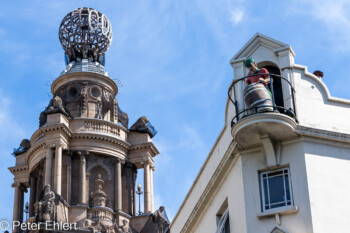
<box><xmin>130</xmin><ymin>116</ymin><xmax>157</xmax><ymax>138</ymax></box>
<box><xmin>9</xmin><ymin>7</ymin><xmax>168</xmax><ymax>233</ymax></box>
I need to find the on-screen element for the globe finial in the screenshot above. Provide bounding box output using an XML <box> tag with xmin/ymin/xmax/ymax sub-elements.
<box><xmin>58</xmin><ymin>7</ymin><xmax>113</xmax><ymax>65</ymax></box>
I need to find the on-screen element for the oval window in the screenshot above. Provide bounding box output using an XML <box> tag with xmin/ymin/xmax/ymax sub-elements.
<box><xmin>68</xmin><ymin>87</ymin><xmax>78</xmax><ymax>98</ymax></box>
<box><xmin>91</xmin><ymin>86</ymin><xmax>101</xmax><ymax>97</ymax></box>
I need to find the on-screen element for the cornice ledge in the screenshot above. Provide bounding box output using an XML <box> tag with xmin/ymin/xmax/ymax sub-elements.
<box><xmin>129</xmin><ymin>142</ymin><xmax>159</xmax><ymax>157</ymax></box>
<box><xmin>31</xmin><ymin>124</ymin><xmax>73</xmax><ymax>147</ymax></box>
<box><xmin>295</xmin><ymin>125</ymin><xmax>350</xmax><ymax>143</ymax></box>
<box><xmin>40</xmin><ymin>123</ymin><xmax>72</xmax><ymax>137</ymax></box>
<box><xmin>8</xmin><ymin>165</ymin><xmax>29</xmax><ymax>174</ymax></box>
<box><xmin>72</xmin><ymin>133</ymin><xmax>130</xmax><ymax>150</ymax></box>
<box><xmin>52</xmin><ymin>72</ymin><xmax>118</xmax><ymax>96</ymax></box>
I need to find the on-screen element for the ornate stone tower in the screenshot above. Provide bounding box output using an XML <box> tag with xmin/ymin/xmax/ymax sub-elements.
<box><xmin>9</xmin><ymin>7</ymin><xmax>169</xmax><ymax>233</ymax></box>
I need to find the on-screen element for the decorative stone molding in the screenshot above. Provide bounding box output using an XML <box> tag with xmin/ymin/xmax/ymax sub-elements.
<box><xmin>92</xmin><ymin>174</ymin><xmax>108</xmax><ymax>207</ymax></box>
<box><xmin>86</xmin><ymin>153</ymin><xmax>115</xmax><ymax>177</ymax></box>
<box><xmin>51</xmin><ymin>72</ymin><xmax>118</xmax><ymax>97</ymax></box>
<box><xmin>26</xmin><ymin>142</ymin><xmax>46</xmax><ymax>161</ymax></box>
<box><xmin>31</xmin><ymin>124</ymin><xmax>72</xmax><ymax>147</ymax></box>
<box><xmin>72</xmin><ymin>134</ymin><xmax>130</xmax><ymax>150</ymax></box>
<box><xmin>296</xmin><ymin>125</ymin><xmax>350</xmax><ymax>143</ymax></box>
<box><xmin>173</xmin><ymin>141</ymin><xmax>238</xmax><ymax>233</ymax></box>
<box><xmin>84</xmin><ymin>119</ymin><xmax>121</xmax><ymax>136</ymax></box>
<box><xmin>129</xmin><ymin>142</ymin><xmax>159</xmax><ymax>157</ymax></box>
<box><xmin>8</xmin><ymin>165</ymin><xmax>29</xmax><ymax>175</ymax></box>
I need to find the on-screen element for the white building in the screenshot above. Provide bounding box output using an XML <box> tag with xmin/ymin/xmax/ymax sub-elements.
<box><xmin>170</xmin><ymin>33</ymin><xmax>350</xmax><ymax>233</ymax></box>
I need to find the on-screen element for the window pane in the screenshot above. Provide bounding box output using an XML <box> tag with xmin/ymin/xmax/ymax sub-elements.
<box><xmin>263</xmin><ymin>178</ymin><xmax>269</xmax><ymax>208</ymax></box>
<box><xmin>224</xmin><ymin>216</ymin><xmax>230</xmax><ymax>233</ymax></box>
<box><xmin>216</xmin><ymin>210</ymin><xmax>229</xmax><ymax>233</ymax></box>
<box><xmin>268</xmin><ymin>170</ymin><xmax>283</xmax><ymax>177</ymax></box>
<box><xmin>261</xmin><ymin>168</ymin><xmax>293</xmax><ymax>212</ymax></box>
<box><xmin>268</xmin><ymin>175</ymin><xmax>285</xmax><ymax>205</ymax></box>
<box><xmin>270</xmin><ymin>202</ymin><xmax>286</xmax><ymax>209</ymax></box>
<box><xmin>285</xmin><ymin>175</ymin><xmax>291</xmax><ymax>201</ymax></box>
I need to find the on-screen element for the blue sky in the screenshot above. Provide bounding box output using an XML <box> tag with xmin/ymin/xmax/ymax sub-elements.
<box><xmin>1</xmin><ymin>0</ymin><xmax>350</xmax><ymax>225</ymax></box>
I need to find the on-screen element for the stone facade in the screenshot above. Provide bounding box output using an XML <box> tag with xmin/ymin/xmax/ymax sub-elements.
<box><xmin>8</xmin><ymin>7</ymin><xmax>170</xmax><ymax>233</ymax></box>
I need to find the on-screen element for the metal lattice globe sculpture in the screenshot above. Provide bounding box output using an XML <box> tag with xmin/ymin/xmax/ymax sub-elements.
<box><xmin>59</xmin><ymin>7</ymin><xmax>112</xmax><ymax>64</ymax></box>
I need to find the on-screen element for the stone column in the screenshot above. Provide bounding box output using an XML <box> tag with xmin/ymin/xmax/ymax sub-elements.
<box><xmin>66</xmin><ymin>157</ymin><xmax>72</xmax><ymax>203</ymax></box>
<box><xmin>19</xmin><ymin>186</ymin><xmax>25</xmax><ymax>224</ymax></box>
<box><xmin>29</xmin><ymin>176</ymin><xmax>37</xmax><ymax>217</ymax></box>
<box><xmin>35</xmin><ymin>176</ymin><xmax>41</xmax><ymax>203</ymax></box>
<box><xmin>150</xmin><ymin>165</ymin><xmax>155</xmax><ymax>212</ymax></box>
<box><xmin>143</xmin><ymin>161</ymin><xmax>151</xmax><ymax>213</ymax></box>
<box><xmin>114</xmin><ymin>159</ymin><xmax>122</xmax><ymax>210</ymax></box>
<box><xmin>79</xmin><ymin>152</ymin><xmax>86</xmax><ymax>204</ymax></box>
<box><xmin>54</xmin><ymin>144</ymin><xmax>62</xmax><ymax>195</ymax></box>
<box><xmin>45</xmin><ymin>146</ymin><xmax>53</xmax><ymax>185</ymax></box>
<box><xmin>132</xmin><ymin>169</ymin><xmax>137</xmax><ymax>215</ymax></box>
<box><xmin>12</xmin><ymin>183</ymin><xmax>21</xmax><ymax>233</ymax></box>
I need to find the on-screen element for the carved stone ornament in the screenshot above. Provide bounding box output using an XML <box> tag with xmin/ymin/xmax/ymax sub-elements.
<box><xmin>34</xmin><ymin>184</ymin><xmax>56</xmax><ymax>223</ymax></box>
<box><xmin>81</xmin><ymin>213</ymin><xmax>96</xmax><ymax>231</ymax></box>
<box><xmin>96</xmin><ymin>97</ymin><xmax>103</xmax><ymax>119</ymax></box>
<box><xmin>80</xmin><ymin>211</ymin><xmax>117</xmax><ymax>233</ymax></box>
<box><xmin>39</xmin><ymin>111</ymin><xmax>47</xmax><ymax>127</ymax></box>
<box><xmin>12</xmin><ymin>139</ymin><xmax>31</xmax><ymax>156</ymax></box>
<box><xmin>118</xmin><ymin>105</ymin><xmax>129</xmax><ymax>128</ymax></box>
<box><xmin>130</xmin><ymin>116</ymin><xmax>158</xmax><ymax>138</ymax></box>
<box><xmin>115</xmin><ymin>219</ymin><xmax>132</xmax><ymax>233</ymax></box>
<box><xmin>92</xmin><ymin>174</ymin><xmax>107</xmax><ymax>207</ymax></box>
<box><xmin>45</xmin><ymin>95</ymin><xmax>70</xmax><ymax>116</ymax></box>
<box><xmin>153</xmin><ymin>206</ymin><xmax>170</xmax><ymax>233</ymax></box>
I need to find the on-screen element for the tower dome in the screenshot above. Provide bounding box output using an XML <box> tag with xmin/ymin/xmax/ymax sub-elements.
<box><xmin>59</xmin><ymin>7</ymin><xmax>113</xmax><ymax>64</ymax></box>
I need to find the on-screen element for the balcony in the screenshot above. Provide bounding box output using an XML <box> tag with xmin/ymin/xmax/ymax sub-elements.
<box><xmin>228</xmin><ymin>73</ymin><xmax>298</xmax><ymax>148</ymax></box>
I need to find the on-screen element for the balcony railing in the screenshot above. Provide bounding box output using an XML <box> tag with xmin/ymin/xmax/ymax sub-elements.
<box><xmin>228</xmin><ymin>73</ymin><xmax>297</xmax><ymax>127</ymax></box>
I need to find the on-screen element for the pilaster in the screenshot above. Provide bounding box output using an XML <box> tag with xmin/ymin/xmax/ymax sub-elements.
<box><xmin>78</xmin><ymin>151</ymin><xmax>87</xmax><ymax>204</ymax></box>
<box><xmin>143</xmin><ymin>161</ymin><xmax>151</xmax><ymax>213</ymax></box>
<box><xmin>44</xmin><ymin>144</ymin><xmax>53</xmax><ymax>185</ymax></box>
<box><xmin>54</xmin><ymin>144</ymin><xmax>63</xmax><ymax>195</ymax></box>
<box><xmin>115</xmin><ymin>158</ymin><xmax>122</xmax><ymax>210</ymax></box>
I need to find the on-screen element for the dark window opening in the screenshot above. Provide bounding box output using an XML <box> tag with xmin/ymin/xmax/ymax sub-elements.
<box><xmin>264</xmin><ymin>66</ymin><xmax>284</xmax><ymax>111</ymax></box>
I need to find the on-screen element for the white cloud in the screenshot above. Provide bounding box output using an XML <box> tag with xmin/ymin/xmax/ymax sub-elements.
<box><xmin>292</xmin><ymin>0</ymin><xmax>350</xmax><ymax>50</ymax></box>
<box><xmin>230</xmin><ymin>9</ymin><xmax>244</xmax><ymax>25</ymax></box>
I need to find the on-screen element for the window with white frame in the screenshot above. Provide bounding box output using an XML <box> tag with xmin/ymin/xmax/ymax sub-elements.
<box><xmin>215</xmin><ymin>209</ymin><xmax>230</xmax><ymax>233</ymax></box>
<box><xmin>260</xmin><ymin>167</ymin><xmax>293</xmax><ymax>211</ymax></box>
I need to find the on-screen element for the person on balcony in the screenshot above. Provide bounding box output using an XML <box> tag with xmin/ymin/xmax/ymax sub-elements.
<box><xmin>244</xmin><ymin>58</ymin><xmax>276</xmax><ymax>112</ymax></box>
<box><xmin>244</xmin><ymin>58</ymin><xmax>270</xmax><ymax>86</ymax></box>
<box><xmin>245</xmin><ymin>57</ymin><xmax>273</xmax><ymax>97</ymax></box>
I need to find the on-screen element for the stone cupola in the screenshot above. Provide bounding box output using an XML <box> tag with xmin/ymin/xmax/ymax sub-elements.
<box><xmin>8</xmin><ymin>7</ymin><xmax>169</xmax><ymax>233</ymax></box>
